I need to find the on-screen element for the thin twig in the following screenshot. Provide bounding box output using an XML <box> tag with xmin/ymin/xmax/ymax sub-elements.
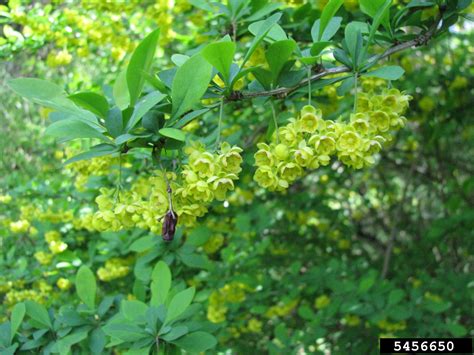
<box><xmin>229</xmin><ymin>15</ymin><xmax>442</xmax><ymax>101</ymax></box>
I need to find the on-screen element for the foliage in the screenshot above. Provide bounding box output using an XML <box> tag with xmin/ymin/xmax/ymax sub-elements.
<box><xmin>0</xmin><ymin>0</ymin><xmax>473</xmax><ymax>354</ymax></box>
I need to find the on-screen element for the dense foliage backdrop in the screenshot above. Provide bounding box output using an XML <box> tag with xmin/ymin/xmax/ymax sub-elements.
<box><xmin>0</xmin><ymin>0</ymin><xmax>473</xmax><ymax>354</ymax></box>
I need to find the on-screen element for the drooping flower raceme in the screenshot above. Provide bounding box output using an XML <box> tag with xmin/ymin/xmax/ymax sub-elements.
<box><xmin>74</xmin><ymin>142</ymin><xmax>243</xmax><ymax>235</ymax></box>
<box><xmin>253</xmin><ymin>88</ymin><xmax>411</xmax><ymax>191</ymax></box>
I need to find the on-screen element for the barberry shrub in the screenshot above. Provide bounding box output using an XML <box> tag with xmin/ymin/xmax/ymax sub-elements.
<box><xmin>1</xmin><ymin>0</ymin><xmax>472</xmax><ymax>354</ymax></box>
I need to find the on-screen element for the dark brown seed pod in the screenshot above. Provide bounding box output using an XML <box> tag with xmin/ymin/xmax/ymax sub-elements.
<box><xmin>161</xmin><ymin>210</ymin><xmax>178</xmax><ymax>242</ymax></box>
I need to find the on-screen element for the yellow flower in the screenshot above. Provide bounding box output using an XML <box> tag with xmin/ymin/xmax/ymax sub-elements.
<box><xmin>450</xmin><ymin>75</ymin><xmax>468</xmax><ymax>90</ymax></box>
<box><xmin>278</xmin><ymin>162</ymin><xmax>302</xmax><ymax>182</ymax></box>
<box><xmin>184</xmin><ymin>181</ymin><xmax>213</xmax><ymax>202</ymax></box>
<box><xmin>56</xmin><ymin>278</ymin><xmax>72</xmax><ymax>290</ymax></box>
<box><xmin>254</xmin><ymin>144</ymin><xmax>274</xmax><ymax>166</ymax></box>
<box><xmin>208</xmin><ymin>174</ymin><xmax>236</xmax><ymax>200</ymax></box>
<box><xmin>219</xmin><ymin>143</ymin><xmax>243</xmax><ymax>174</ymax></box>
<box><xmin>309</xmin><ymin>134</ymin><xmax>337</xmax><ymax>155</ymax></box>
<box><xmin>254</xmin><ymin>166</ymin><xmax>278</xmax><ymax>189</ymax></box>
<box><xmin>315</xmin><ymin>295</ymin><xmax>331</xmax><ymax>309</ymax></box>
<box><xmin>247</xmin><ymin>318</ymin><xmax>263</xmax><ymax>333</ymax></box>
<box><xmin>336</xmin><ymin>131</ymin><xmax>362</xmax><ymax>152</ymax></box>
<box><xmin>344</xmin><ymin>314</ymin><xmax>361</xmax><ymax>326</ymax></box>
<box><xmin>10</xmin><ymin>220</ymin><xmax>30</xmax><ymax>233</ymax></box>
<box><xmin>189</xmin><ymin>151</ymin><xmax>216</xmax><ymax>178</ymax></box>
<box><xmin>299</xmin><ymin>107</ymin><xmax>322</xmax><ymax>133</ymax></box>
<box><xmin>0</xmin><ymin>194</ymin><xmax>12</xmax><ymax>203</ymax></box>
<box><xmin>49</xmin><ymin>240</ymin><xmax>68</xmax><ymax>254</ymax></box>
<box><xmin>34</xmin><ymin>251</ymin><xmax>53</xmax><ymax>265</ymax></box>
<box><xmin>274</xmin><ymin>143</ymin><xmax>290</xmax><ymax>161</ymax></box>
<box><xmin>369</xmin><ymin>111</ymin><xmax>391</xmax><ymax>132</ymax></box>
<box><xmin>45</xmin><ymin>231</ymin><xmax>61</xmax><ymax>243</ymax></box>
<box><xmin>294</xmin><ymin>145</ymin><xmax>314</xmax><ymax>167</ymax></box>
<box><xmin>419</xmin><ymin>96</ymin><xmax>435</xmax><ymax>112</ymax></box>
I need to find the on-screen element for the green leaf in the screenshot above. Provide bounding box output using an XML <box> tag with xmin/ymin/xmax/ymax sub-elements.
<box><xmin>252</xmin><ymin>68</ymin><xmax>273</xmax><ymax>90</ymax></box>
<box><xmin>45</xmin><ymin>119</ymin><xmax>108</xmax><ymax>142</ymax></box>
<box><xmin>89</xmin><ymin>328</ymin><xmax>106</xmax><ymax>354</ymax></box>
<box><xmin>175</xmin><ymin>108</ymin><xmax>210</xmax><ymax>128</ymax></box>
<box><xmin>358</xmin><ymin>271</ymin><xmax>377</xmax><ymax>292</ymax></box>
<box><xmin>129</xmin><ymin>235</ymin><xmax>159</xmax><ymax>252</ymax></box>
<box><xmin>243</xmin><ymin>13</ymin><xmax>282</xmax><ymax>67</ymax></box>
<box><xmin>160</xmin><ymin>325</ymin><xmax>188</xmax><ymax>341</ymax></box>
<box><xmin>186</xmin><ymin>226</ymin><xmax>211</xmax><ymax>246</ymax></box>
<box><xmin>55</xmin><ymin>331</ymin><xmax>88</xmax><ymax>355</ymax></box>
<box><xmin>248</xmin><ymin>20</ymin><xmax>287</xmax><ymax>43</ymax></box>
<box><xmin>123</xmin><ymin>347</ymin><xmax>152</xmax><ymax>355</ymax></box>
<box><xmin>105</xmin><ymin>108</ymin><xmax>124</xmax><ymax>138</ymax></box>
<box><xmin>344</xmin><ymin>22</ymin><xmax>364</xmax><ymax>68</ymax></box>
<box><xmin>446</xmin><ymin>323</ymin><xmax>467</xmax><ymax>337</ymax></box>
<box><xmin>266</xmin><ymin>39</ymin><xmax>296</xmax><ymax>84</ymax></box>
<box><xmin>246</xmin><ymin>2</ymin><xmax>281</xmax><ymax>22</ymax></box>
<box><xmin>10</xmin><ymin>303</ymin><xmax>25</xmax><ymax>342</ymax></box>
<box><xmin>311</xmin><ymin>17</ymin><xmax>342</xmax><ymax>42</ymax></box>
<box><xmin>360</xmin><ymin>0</ymin><xmax>391</xmax><ymax>31</ymax></box>
<box><xmin>24</xmin><ymin>301</ymin><xmax>52</xmax><ymax>329</ymax></box>
<box><xmin>121</xmin><ymin>300</ymin><xmax>148</xmax><ymax>322</ymax></box>
<box><xmin>178</xmin><ymin>252</ymin><xmax>211</xmax><ymax>270</ymax></box>
<box><xmin>388</xmin><ymin>289</ymin><xmax>406</xmax><ymax>306</ymax></box>
<box><xmin>8</xmin><ymin>77</ymin><xmax>62</xmax><ymax>102</ymax></box>
<box><xmin>68</xmin><ymin>92</ymin><xmax>109</xmax><ymax>119</ymax></box>
<box><xmin>310</xmin><ymin>41</ymin><xmax>332</xmax><ymax>56</ymax></box>
<box><xmin>366</xmin><ymin>0</ymin><xmax>392</xmax><ymax>48</ymax></box>
<box><xmin>165</xmin><ymin>287</ymin><xmax>195</xmax><ymax>324</ymax></box>
<box><xmin>318</xmin><ymin>0</ymin><xmax>344</xmax><ymax>41</ymax></box>
<box><xmin>102</xmin><ymin>323</ymin><xmax>149</xmax><ymax>342</ymax></box>
<box><xmin>63</xmin><ymin>144</ymin><xmax>118</xmax><ymax>165</ymax></box>
<box><xmin>126</xmin><ymin>91</ymin><xmax>166</xmax><ymax>131</ymax></box>
<box><xmin>151</xmin><ymin>261</ymin><xmax>172</xmax><ymax>306</ymax></box>
<box><xmin>171</xmin><ymin>54</ymin><xmax>212</xmax><ymax>119</ymax></box>
<box><xmin>202</xmin><ymin>41</ymin><xmax>236</xmax><ymax>84</ymax></box>
<box><xmin>113</xmin><ymin>70</ymin><xmax>131</xmax><ymax>110</ymax></box>
<box><xmin>127</xmin><ymin>29</ymin><xmax>160</xmax><ymax>106</ymax></box>
<box><xmin>171</xmin><ymin>54</ymin><xmax>190</xmax><ymax>66</ymax></box>
<box><xmin>75</xmin><ymin>265</ymin><xmax>97</xmax><ymax>309</ymax></box>
<box><xmin>8</xmin><ymin>78</ymin><xmax>98</xmax><ymax>125</ymax></box>
<box><xmin>159</xmin><ymin>127</ymin><xmax>186</xmax><ymax>141</ymax></box>
<box><xmin>365</xmin><ymin>65</ymin><xmax>405</xmax><ymax>80</ymax></box>
<box><xmin>171</xmin><ymin>331</ymin><xmax>217</xmax><ymax>352</ymax></box>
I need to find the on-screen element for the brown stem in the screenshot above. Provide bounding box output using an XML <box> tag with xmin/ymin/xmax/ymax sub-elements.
<box><xmin>229</xmin><ymin>13</ymin><xmax>443</xmax><ymax>101</ymax></box>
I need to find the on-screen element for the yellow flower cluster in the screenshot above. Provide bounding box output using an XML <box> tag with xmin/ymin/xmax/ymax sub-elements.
<box><xmin>9</xmin><ymin>219</ymin><xmax>31</xmax><ymax>234</ymax></box>
<box><xmin>56</xmin><ymin>278</ymin><xmax>72</xmax><ymax>291</ymax></box>
<box><xmin>254</xmin><ymin>88</ymin><xmax>411</xmax><ymax>191</ymax></box>
<box><xmin>343</xmin><ymin>314</ymin><xmax>361</xmax><ymax>326</ymax></box>
<box><xmin>207</xmin><ymin>282</ymin><xmax>248</xmax><ymax>323</ymax></box>
<box><xmin>67</xmin><ymin>154</ymin><xmax>118</xmax><ymax>190</ymax></box>
<box><xmin>46</xmin><ymin>49</ymin><xmax>73</xmax><ymax>67</ymax></box>
<box><xmin>265</xmin><ymin>298</ymin><xmax>299</xmax><ymax>318</ymax></box>
<box><xmin>19</xmin><ymin>205</ymin><xmax>73</xmax><ymax>225</ymax></box>
<box><xmin>76</xmin><ymin>142</ymin><xmax>242</xmax><ymax>234</ymax></box>
<box><xmin>34</xmin><ymin>251</ymin><xmax>53</xmax><ymax>265</ymax></box>
<box><xmin>44</xmin><ymin>230</ymin><xmax>68</xmax><ymax>254</ymax></box>
<box><xmin>0</xmin><ymin>194</ymin><xmax>12</xmax><ymax>203</ymax></box>
<box><xmin>377</xmin><ymin>319</ymin><xmax>407</xmax><ymax>332</ymax></box>
<box><xmin>97</xmin><ymin>257</ymin><xmax>132</xmax><ymax>282</ymax></box>
<box><xmin>203</xmin><ymin>234</ymin><xmax>225</xmax><ymax>254</ymax></box>
<box><xmin>0</xmin><ymin>278</ymin><xmax>24</xmax><ymax>294</ymax></box>
<box><xmin>3</xmin><ymin>280</ymin><xmax>52</xmax><ymax>307</ymax></box>
<box><xmin>314</xmin><ymin>294</ymin><xmax>331</xmax><ymax>309</ymax></box>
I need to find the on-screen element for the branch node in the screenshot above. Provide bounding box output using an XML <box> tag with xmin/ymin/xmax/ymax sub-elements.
<box><xmin>228</xmin><ymin>90</ymin><xmax>244</xmax><ymax>101</ymax></box>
